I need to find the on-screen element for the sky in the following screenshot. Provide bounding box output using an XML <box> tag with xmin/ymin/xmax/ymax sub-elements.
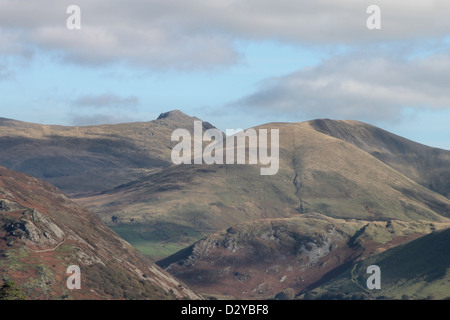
<box><xmin>0</xmin><ymin>0</ymin><xmax>449</xmax><ymax>149</ymax></box>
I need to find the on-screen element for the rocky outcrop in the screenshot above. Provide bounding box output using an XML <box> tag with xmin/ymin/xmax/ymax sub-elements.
<box><xmin>0</xmin><ymin>166</ymin><xmax>201</xmax><ymax>300</ymax></box>
<box><xmin>160</xmin><ymin>213</ymin><xmax>450</xmax><ymax>299</ymax></box>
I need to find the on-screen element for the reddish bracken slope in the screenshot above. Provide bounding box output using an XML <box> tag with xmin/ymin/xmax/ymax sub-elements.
<box><xmin>0</xmin><ymin>166</ymin><xmax>200</xmax><ymax>300</ymax></box>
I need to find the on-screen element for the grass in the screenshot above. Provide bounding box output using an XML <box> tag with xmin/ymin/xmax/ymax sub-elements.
<box><xmin>110</xmin><ymin>224</ymin><xmax>204</xmax><ymax>260</ymax></box>
<box><xmin>79</xmin><ymin>122</ymin><xmax>450</xmax><ymax>269</ymax></box>
<box><xmin>0</xmin><ymin>247</ymin><xmax>30</xmax><ymax>273</ymax></box>
<box><xmin>133</xmin><ymin>242</ymin><xmax>188</xmax><ymax>260</ymax></box>
<box><xmin>307</xmin><ymin>228</ymin><xmax>450</xmax><ymax>299</ymax></box>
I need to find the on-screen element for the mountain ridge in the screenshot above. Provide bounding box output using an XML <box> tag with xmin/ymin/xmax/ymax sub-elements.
<box><xmin>1</xmin><ymin>111</ymin><xmax>449</xmax><ymax>300</ymax></box>
<box><xmin>308</xmin><ymin>119</ymin><xmax>450</xmax><ymax>198</ymax></box>
<box><xmin>77</xmin><ymin>120</ymin><xmax>450</xmax><ymax>263</ymax></box>
<box><xmin>0</xmin><ymin>110</ymin><xmax>215</xmax><ymax>195</ymax></box>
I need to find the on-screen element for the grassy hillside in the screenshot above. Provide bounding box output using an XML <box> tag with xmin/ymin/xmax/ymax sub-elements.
<box><xmin>77</xmin><ymin>122</ymin><xmax>450</xmax><ymax>260</ymax></box>
<box><xmin>309</xmin><ymin>119</ymin><xmax>450</xmax><ymax>198</ymax></box>
<box><xmin>2</xmin><ymin>112</ymin><xmax>448</xmax><ymax>299</ymax></box>
<box><xmin>305</xmin><ymin>227</ymin><xmax>450</xmax><ymax>300</ymax></box>
<box><xmin>158</xmin><ymin>213</ymin><xmax>449</xmax><ymax>299</ymax></box>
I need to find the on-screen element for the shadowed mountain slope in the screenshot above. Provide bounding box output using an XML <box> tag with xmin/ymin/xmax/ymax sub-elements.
<box><xmin>0</xmin><ymin>111</ymin><xmax>214</xmax><ymax>195</ymax></box>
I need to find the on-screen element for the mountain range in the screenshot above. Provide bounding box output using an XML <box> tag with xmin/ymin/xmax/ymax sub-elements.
<box><xmin>0</xmin><ymin>110</ymin><xmax>449</xmax><ymax>300</ymax></box>
<box><xmin>76</xmin><ymin>117</ymin><xmax>450</xmax><ymax>260</ymax></box>
<box><xmin>0</xmin><ymin>111</ymin><xmax>214</xmax><ymax>195</ymax></box>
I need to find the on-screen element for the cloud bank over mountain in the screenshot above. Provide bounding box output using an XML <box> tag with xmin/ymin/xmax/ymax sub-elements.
<box><xmin>2</xmin><ymin>0</ymin><xmax>450</xmax><ymax>69</ymax></box>
<box><xmin>1</xmin><ymin>0</ymin><xmax>449</xmax><ymax>147</ymax></box>
<box><xmin>230</xmin><ymin>51</ymin><xmax>450</xmax><ymax>122</ymax></box>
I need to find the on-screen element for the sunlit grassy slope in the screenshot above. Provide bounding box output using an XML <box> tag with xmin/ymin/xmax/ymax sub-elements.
<box><xmin>78</xmin><ymin>122</ymin><xmax>450</xmax><ymax>259</ymax></box>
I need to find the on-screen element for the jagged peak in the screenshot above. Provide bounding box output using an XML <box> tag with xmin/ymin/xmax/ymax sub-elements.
<box><xmin>156</xmin><ymin>109</ymin><xmax>216</xmax><ymax>131</ymax></box>
<box><xmin>156</xmin><ymin>110</ymin><xmax>192</xmax><ymax>120</ymax></box>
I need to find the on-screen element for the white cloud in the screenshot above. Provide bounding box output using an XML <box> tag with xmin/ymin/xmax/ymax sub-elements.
<box><xmin>229</xmin><ymin>52</ymin><xmax>450</xmax><ymax>121</ymax></box>
<box><xmin>1</xmin><ymin>0</ymin><xmax>450</xmax><ymax>69</ymax></box>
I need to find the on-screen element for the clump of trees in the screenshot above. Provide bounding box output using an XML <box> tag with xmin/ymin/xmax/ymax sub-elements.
<box><xmin>0</xmin><ymin>281</ymin><xmax>26</xmax><ymax>300</ymax></box>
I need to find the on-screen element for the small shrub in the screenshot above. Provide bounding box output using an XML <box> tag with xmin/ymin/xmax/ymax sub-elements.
<box><xmin>0</xmin><ymin>281</ymin><xmax>26</xmax><ymax>300</ymax></box>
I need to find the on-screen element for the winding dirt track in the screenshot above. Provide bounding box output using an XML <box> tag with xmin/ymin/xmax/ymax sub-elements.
<box><xmin>31</xmin><ymin>238</ymin><xmax>66</xmax><ymax>253</ymax></box>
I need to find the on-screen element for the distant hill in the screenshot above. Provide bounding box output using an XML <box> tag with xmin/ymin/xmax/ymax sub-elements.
<box><xmin>309</xmin><ymin>119</ymin><xmax>450</xmax><ymax>198</ymax></box>
<box><xmin>0</xmin><ymin>166</ymin><xmax>200</xmax><ymax>299</ymax></box>
<box><xmin>77</xmin><ymin>121</ymin><xmax>450</xmax><ymax>261</ymax></box>
<box><xmin>0</xmin><ymin>111</ymin><xmax>214</xmax><ymax>195</ymax></box>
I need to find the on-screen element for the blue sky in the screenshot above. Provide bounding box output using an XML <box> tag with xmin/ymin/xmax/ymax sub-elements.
<box><xmin>1</xmin><ymin>0</ymin><xmax>449</xmax><ymax>149</ymax></box>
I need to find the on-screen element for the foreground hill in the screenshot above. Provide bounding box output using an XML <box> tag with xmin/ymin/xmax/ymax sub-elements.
<box><xmin>78</xmin><ymin>121</ymin><xmax>450</xmax><ymax>260</ymax></box>
<box><xmin>0</xmin><ymin>111</ymin><xmax>214</xmax><ymax>195</ymax></box>
<box><xmin>0</xmin><ymin>166</ymin><xmax>200</xmax><ymax>299</ymax></box>
<box><xmin>306</xmin><ymin>227</ymin><xmax>450</xmax><ymax>300</ymax></box>
<box><xmin>158</xmin><ymin>214</ymin><xmax>449</xmax><ymax>299</ymax></box>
